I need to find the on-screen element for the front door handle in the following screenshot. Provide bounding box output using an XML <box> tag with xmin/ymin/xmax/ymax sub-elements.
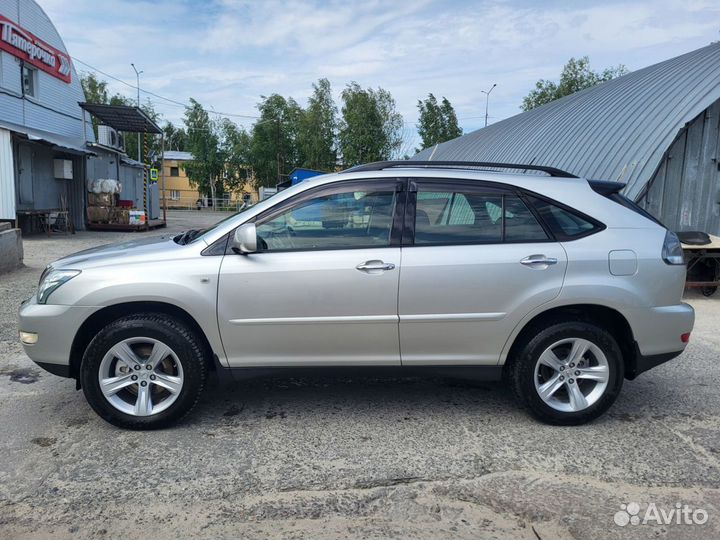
<box><xmin>520</xmin><ymin>254</ymin><xmax>558</xmax><ymax>267</ymax></box>
<box><xmin>356</xmin><ymin>260</ymin><xmax>396</xmax><ymax>273</ymax></box>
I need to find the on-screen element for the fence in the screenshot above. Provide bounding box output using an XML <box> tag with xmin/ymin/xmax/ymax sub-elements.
<box><xmin>161</xmin><ymin>189</ymin><xmax>255</xmax><ymax>212</ymax></box>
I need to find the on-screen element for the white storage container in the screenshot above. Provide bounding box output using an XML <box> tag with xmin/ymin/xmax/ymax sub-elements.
<box><xmin>128</xmin><ymin>210</ymin><xmax>146</xmax><ymax>225</ymax></box>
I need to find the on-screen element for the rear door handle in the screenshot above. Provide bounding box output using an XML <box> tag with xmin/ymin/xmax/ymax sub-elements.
<box><xmin>356</xmin><ymin>260</ymin><xmax>396</xmax><ymax>273</ymax></box>
<box><xmin>520</xmin><ymin>255</ymin><xmax>558</xmax><ymax>267</ymax></box>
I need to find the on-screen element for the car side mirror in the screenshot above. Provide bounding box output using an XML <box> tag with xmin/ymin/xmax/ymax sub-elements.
<box><xmin>232</xmin><ymin>223</ymin><xmax>257</xmax><ymax>254</ymax></box>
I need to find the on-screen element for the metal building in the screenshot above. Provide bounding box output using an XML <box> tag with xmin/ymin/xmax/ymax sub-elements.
<box><xmin>0</xmin><ymin>0</ymin><xmax>95</xmax><ymax>231</ymax></box>
<box><xmin>415</xmin><ymin>43</ymin><xmax>720</xmax><ymax>234</ymax></box>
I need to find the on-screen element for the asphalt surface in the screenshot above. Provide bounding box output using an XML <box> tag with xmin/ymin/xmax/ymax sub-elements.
<box><xmin>1</xmin><ymin>211</ymin><xmax>719</xmax><ymax>539</ymax></box>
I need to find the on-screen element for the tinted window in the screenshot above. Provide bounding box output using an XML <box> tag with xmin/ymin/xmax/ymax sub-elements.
<box><xmin>497</xmin><ymin>196</ymin><xmax>549</xmax><ymax>242</ymax></box>
<box><xmin>414</xmin><ymin>190</ymin><xmax>548</xmax><ymax>244</ymax></box>
<box><xmin>256</xmin><ymin>188</ymin><xmax>396</xmax><ymax>251</ymax></box>
<box><xmin>527</xmin><ymin>196</ymin><xmax>599</xmax><ymax>239</ymax></box>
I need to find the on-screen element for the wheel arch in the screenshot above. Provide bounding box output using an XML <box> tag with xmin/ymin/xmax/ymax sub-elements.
<box><xmin>502</xmin><ymin>303</ymin><xmax>637</xmax><ymax>379</ymax></box>
<box><xmin>69</xmin><ymin>301</ymin><xmax>217</xmax><ymax>382</ymax></box>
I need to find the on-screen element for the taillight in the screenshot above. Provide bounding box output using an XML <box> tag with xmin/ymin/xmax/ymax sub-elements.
<box><xmin>681</xmin><ymin>332</ymin><xmax>691</xmax><ymax>343</ymax></box>
<box><xmin>662</xmin><ymin>230</ymin><xmax>685</xmax><ymax>265</ymax></box>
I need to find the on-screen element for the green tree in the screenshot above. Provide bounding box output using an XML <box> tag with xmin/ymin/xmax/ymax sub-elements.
<box><xmin>80</xmin><ymin>71</ymin><xmax>109</xmax><ymax>104</ymax></box>
<box><xmin>250</xmin><ymin>94</ymin><xmax>305</xmax><ymax>187</ymax></box>
<box><xmin>80</xmin><ymin>71</ymin><xmax>113</xmax><ymax>138</ymax></box>
<box><xmin>521</xmin><ymin>56</ymin><xmax>628</xmax><ymax>111</ymax></box>
<box><xmin>299</xmin><ymin>78</ymin><xmax>337</xmax><ymax>171</ymax></box>
<box><xmin>162</xmin><ymin>122</ymin><xmax>189</xmax><ymax>152</ymax></box>
<box><xmin>338</xmin><ymin>82</ymin><xmax>403</xmax><ymax>167</ymax></box>
<box><xmin>220</xmin><ymin>118</ymin><xmax>253</xmax><ymax>193</ymax></box>
<box><xmin>416</xmin><ymin>93</ymin><xmax>462</xmax><ymax>151</ymax></box>
<box><xmin>183</xmin><ymin>98</ymin><xmax>226</xmax><ymax>198</ymax></box>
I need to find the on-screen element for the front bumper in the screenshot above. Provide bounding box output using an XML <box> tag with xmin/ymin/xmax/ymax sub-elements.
<box><xmin>18</xmin><ymin>297</ymin><xmax>100</xmax><ymax>378</ymax></box>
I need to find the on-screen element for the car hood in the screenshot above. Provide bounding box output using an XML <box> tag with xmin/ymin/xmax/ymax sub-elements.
<box><xmin>49</xmin><ymin>234</ymin><xmax>193</xmax><ymax>270</ymax></box>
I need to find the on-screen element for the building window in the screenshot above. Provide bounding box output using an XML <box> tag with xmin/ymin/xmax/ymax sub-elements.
<box><xmin>170</xmin><ymin>190</ymin><xmax>180</xmax><ymax>200</ymax></box>
<box><xmin>22</xmin><ymin>65</ymin><xmax>37</xmax><ymax>98</ymax></box>
<box><xmin>170</xmin><ymin>166</ymin><xmax>179</xmax><ymax>177</ymax></box>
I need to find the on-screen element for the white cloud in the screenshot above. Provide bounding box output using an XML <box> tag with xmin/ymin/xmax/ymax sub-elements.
<box><xmin>35</xmin><ymin>0</ymin><xmax>720</xmax><ymax>143</ymax></box>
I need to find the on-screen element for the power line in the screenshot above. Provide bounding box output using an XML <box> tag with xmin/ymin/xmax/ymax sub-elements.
<box><xmin>72</xmin><ymin>57</ymin><xmax>262</xmax><ymax>121</ymax></box>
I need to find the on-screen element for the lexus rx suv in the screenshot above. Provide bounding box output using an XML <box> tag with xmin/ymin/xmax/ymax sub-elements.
<box><xmin>18</xmin><ymin>161</ymin><xmax>694</xmax><ymax>429</ymax></box>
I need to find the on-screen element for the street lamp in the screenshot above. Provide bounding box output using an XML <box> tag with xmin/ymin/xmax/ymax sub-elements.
<box><xmin>481</xmin><ymin>83</ymin><xmax>497</xmax><ymax>128</ymax></box>
<box><xmin>131</xmin><ymin>63</ymin><xmax>143</xmax><ymax>161</ymax></box>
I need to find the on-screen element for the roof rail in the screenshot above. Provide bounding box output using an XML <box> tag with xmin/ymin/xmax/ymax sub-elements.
<box><xmin>345</xmin><ymin>160</ymin><xmax>578</xmax><ymax>178</ymax></box>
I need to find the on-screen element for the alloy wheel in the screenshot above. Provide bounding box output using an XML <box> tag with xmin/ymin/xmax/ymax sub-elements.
<box><xmin>98</xmin><ymin>337</ymin><xmax>184</xmax><ymax>416</ymax></box>
<box><xmin>533</xmin><ymin>337</ymin><xmax>610</xmax><ymax>413</ymax></box>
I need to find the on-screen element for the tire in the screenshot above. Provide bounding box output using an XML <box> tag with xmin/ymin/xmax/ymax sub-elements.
<box><xmin>80</xmin><ymin>313</ymin><xmax>207</xmax><ymax>430</ymax></box>
<box><xmin>701</xmin><ymin>286</ymin><xmax>717</xmax><ymax>297</ymax></box>
<box><xmin>508</xmin><ymin>321</ymin><xmax>624</xmax><ymax>425</ymax></box>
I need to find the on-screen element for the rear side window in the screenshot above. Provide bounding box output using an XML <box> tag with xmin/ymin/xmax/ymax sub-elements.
<box><xmin>501</xmin><ymin>196</ymin><xmax>550</xmax><ymax>242</ymax></box>
<box><xmin>414</xmin><ymin>189</ymin><xmax>549</xmax><ymax>245</ymax></box>
<box><xmin>526</xmin><ymin>196</ymin><xmax>601</xmax><ymax>240</ymax></box>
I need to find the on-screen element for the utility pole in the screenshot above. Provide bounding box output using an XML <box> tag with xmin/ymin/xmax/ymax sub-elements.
<box><xmin>276</xmin><ymin>117</ymin><xmax>281</xmax><ymax>186</ymax></box>
<box><xmin>481</xmin><ymin>83</ymin><xmax>497</xmax><ymax>128</ymax></box>
<box><xmin>131</xmin><ymin>63</ymin><xmax>143</xmax><ymax>161</ymax></box>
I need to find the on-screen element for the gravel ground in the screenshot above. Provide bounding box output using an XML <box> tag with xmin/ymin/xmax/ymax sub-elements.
<box><xmin>1</xmin><ymin>212</ymin><xmax>719</xmax><ymax>539</ymax></box>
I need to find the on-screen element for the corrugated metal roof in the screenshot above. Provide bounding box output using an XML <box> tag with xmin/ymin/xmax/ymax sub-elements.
<box><xmin>0</xmin><ymin>118</ymin><xmax>93</xmax><ymax>155</ymax></box>
<box><xmin>415</xmin><ymin>43</ymin><xmax>720</xmax><ymax>200</ymax></box>
<box><xmin>79</xmin><ymin>103</ymin><xmax>162</xmax><ymax>134</ymax></box>
<box><xmin>163</xmin><ymin>151</ymin><xmax>194</xmax><ymax>161</ymax></box>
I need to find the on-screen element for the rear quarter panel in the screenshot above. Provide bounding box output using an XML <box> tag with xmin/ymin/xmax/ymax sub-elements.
<box><xmin>498</xmin><ymin>226</ymin><xmax>689</xmax><ymax>363</ymax></box>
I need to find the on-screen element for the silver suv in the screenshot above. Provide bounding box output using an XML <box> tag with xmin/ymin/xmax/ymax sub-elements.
<box><xmin>18</xmin><ymin>161</ymin><xmax>694</xmax><ymax>429</ymax></box>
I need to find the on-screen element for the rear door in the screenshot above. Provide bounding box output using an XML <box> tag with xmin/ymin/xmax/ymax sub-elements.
<box><xmin>398</xmin><ymin>179</ymin><xmax>568</xmax><ymax>365</ymax></box>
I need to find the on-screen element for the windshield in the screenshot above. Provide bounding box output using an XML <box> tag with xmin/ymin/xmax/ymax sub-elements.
<box><xmin>174</xmin><ymin>206</ymin><xmax>252</xmax><ymax>245</ymax></box>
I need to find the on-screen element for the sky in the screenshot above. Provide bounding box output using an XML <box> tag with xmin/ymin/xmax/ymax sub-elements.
<box><xmin>40</xmin><ymin>0</ymin><xmax>720</xmax><ymax>155</ymax></box>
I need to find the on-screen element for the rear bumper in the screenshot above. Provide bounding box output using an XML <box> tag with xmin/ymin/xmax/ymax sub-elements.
<box><xmin>624</xmin><ymin>303</ymin><xmax>694</xmax><ymax>356</ymax></box>
<box><xmin>626</xmin><ymin>346</ymin><xmax>683</xmax><ymax>380</ymax></box>
<box><xmin>623</xmin><ymin>302</ymin><xmax>694</xmax><ymax>379</ymax></box>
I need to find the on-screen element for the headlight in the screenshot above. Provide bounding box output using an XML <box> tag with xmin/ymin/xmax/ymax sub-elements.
<box><xmin>39</xmin><ymin>265</ymin><xmax>52</xmax><ymax>286</ymax></box>
<box><xmin>37</xmin><ymin>269</ymin><xmax>81</xmax><ymax>304</ymax></box>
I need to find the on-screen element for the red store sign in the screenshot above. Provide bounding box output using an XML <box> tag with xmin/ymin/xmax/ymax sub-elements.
<box><xmin>0</xmin><ymin>14</ymin><xmax>71</xmax><ymax>83</ymax></box>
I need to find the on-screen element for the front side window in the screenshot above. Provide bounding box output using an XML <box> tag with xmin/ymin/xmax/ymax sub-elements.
<box><xmin>256</xmin><ymin>187</ymin><xmax>397</xmax><ymax>251</ymax></box>
<box><xmin>414</xmin><ymin>189</ymin><xmax>548</xmax><ymax>245</ymax></box>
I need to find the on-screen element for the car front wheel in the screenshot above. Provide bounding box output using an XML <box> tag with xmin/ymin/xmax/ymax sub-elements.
<box><xmin>80</xmin><ymin>314</ymin><xmax>207</xmax><ymax>430</ymax></box>
<box><xmin>509</xmin><ymin>321</ymin><xmax>624</xmax><ymax>425</ymax></box>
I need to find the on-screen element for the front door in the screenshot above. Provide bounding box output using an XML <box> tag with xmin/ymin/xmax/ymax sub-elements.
<box><xmin>217</xmin><ymin>179</ymin><xmax>404</xmax><ymax>366</ymax></box>
<box><xmin>16</xmin><ymin>143</ymin><xmax>34</xmax><ymax>207</ymax></box>
<box><xmin>398</xmin><ymin>180</ymin><xmax>568</xmax><ymax>365</ymax></box>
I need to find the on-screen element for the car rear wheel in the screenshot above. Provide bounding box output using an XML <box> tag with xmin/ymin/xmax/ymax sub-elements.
<box><xmin>80</xmin><ymin>314</ymin><xmax>207</xmax><ymax>430</ymax></box>
<box><xmin>509</xmin><ymin>321</ymin><xmax>624</xmax><ymax>425</ymax></box>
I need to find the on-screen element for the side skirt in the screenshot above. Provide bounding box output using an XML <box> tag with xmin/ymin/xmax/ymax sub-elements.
<box><xmin>213</xmin><ymin>364</ymin><xmax>504</xmax><ymax>384</ymax></box>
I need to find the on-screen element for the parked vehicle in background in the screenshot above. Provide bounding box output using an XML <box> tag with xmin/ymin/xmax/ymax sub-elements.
<box><xmin>18</xmin><ymin>161</ymin><xmax>694</xmax><ymax>429</ymax></box>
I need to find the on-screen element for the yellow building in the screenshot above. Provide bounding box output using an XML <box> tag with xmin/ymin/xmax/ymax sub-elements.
<box><xmin>161</xmin><ymin>151</ymin><xmax>258</xmax><ymax>209</ymax></box>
